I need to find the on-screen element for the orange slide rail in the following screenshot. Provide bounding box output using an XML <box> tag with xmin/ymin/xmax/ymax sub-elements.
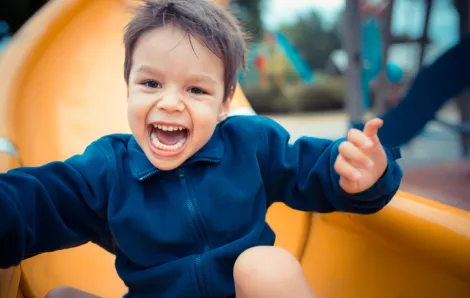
<box><xmin>0</xmin><ymin>0</ymin><xmax>469</xmax><ymax>297</ymax></box>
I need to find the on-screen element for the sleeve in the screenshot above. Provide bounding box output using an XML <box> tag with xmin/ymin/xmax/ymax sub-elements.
<box><xmin>0</xmin><ymin>140</ymin><xmax>113</xmax><ymax>269</ymax></box>
<box><xmin>256</xmin><ymin>116</ymin><xmax>403</xmax><ymax>214</ymax></box>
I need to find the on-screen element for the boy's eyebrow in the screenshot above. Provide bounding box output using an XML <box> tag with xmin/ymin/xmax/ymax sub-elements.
<box><xmin>135</xmin><ymin>65</ymin><xmax>161</xmax><ymax>75</ymax></box>
<box><xmin>191</xmin><ymin>74</ymin><xmax>218</xmax><ymax>86</ymax></box>
<box><xmin>136</xmin><ymin>65</ymin><xmax>218</xmax><ymax>86</ymax></box>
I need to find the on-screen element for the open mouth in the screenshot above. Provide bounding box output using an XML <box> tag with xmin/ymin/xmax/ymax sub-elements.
<box><xmin>149</xmin><ymin>123</ymin><xmax>189</xmax><ymax>153</ymax></box>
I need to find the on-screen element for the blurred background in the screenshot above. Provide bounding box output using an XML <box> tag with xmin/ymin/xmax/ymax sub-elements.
<box><xmin>0</xmin><ymin>0</ymin><xmax>468</xmax><ymax>209</ymax></box>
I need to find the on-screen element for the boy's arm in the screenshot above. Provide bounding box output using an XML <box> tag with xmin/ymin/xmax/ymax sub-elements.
<box><xmin>0</xmin><ymin>140</ymin><xmax>112</xmax><ymax>268</ymax></box>
<box><xmin>256</xmin><ymin>117</ymin><xmax>402</xmax><ymax>214</ymax></box>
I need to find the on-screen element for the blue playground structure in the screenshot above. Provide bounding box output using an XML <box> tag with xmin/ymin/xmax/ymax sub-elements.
<box><xmin>361</xmin><ymin>17</ymin><xmax>404</xmax><ymax>110</ymax></box>
<box><xmin>274</xmin><ymin>31</ymin><xmax>315</xmax><ymax>85</ymax></box>
<box><xmin>0</xmin><ymin>21</ymin><xmax>11</xmax><ymax>54</ymax></box>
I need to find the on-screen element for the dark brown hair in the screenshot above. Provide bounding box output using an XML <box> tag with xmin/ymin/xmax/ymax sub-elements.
<box><xmin>123</xmin><ymin>0</ymin><xmax>249</xmax><ymax>99</ymax></box>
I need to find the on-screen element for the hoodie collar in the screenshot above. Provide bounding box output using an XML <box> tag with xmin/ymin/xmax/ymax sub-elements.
<box><xmin>128</xmin><ymin>125</ymin><xmax>224</xmax><ymax>180</ymax></box>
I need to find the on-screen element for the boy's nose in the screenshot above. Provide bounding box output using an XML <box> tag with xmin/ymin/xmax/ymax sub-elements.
<box><xmin>156</xmin><ymin>94</ymin><xmax>185</xmax><ymax>113</ymax></box>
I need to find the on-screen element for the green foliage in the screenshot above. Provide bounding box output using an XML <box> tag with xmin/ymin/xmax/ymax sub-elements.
<box><xmin>279</xmin><ymin>10</ymin><xmax>342</xmax><ymax>70</ymax></box>
<box><xmin>244</xmin><ymin>84</ymin><xmax>293</xmax><ymax>114</ymax></box>
<box><xmin>230</xmin><ymin>0</ymin><xmax>265</xmax><ymax>40</ymax></box>
<box><xmin>244</xmin><ymin>77</ymin><xmax>346</xmax><ymax>115</ymax></box>
<box><xmin>293</xmin><ymin>80</ymin><xmax>345</xmax><ymax>112</ymax></box>
<box><xmin>234</xmin><ymin>3</ymin><xmax>346</xmax><ymax>114</ymax></box>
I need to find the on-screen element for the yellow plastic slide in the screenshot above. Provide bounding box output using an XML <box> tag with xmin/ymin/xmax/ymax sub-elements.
<box><xmin>0</xmin><ymin>0</ymin><xmax>469</xmax><ymax>297</ymax></box>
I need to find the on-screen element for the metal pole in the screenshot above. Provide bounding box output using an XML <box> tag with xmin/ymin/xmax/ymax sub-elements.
<box><xmin>418</xmin><ymin>0</ymin><xmax>433</xmax><ymax>69</ymax></box>
<box><xmin>374</xmin><ymin>0</ymin><xmax>394</xmax><ymax>116</ymax></box>
<box><xmin>343</xmin><ymin>0</ymin><xmax>364</xmax><ymax>128</ymax></box>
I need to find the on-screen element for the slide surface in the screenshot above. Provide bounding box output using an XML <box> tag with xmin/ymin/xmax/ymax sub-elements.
<box><xmin>0</xmin><ymin>0</ymin><xmax>469</xmax><ymax>297</ymax></box>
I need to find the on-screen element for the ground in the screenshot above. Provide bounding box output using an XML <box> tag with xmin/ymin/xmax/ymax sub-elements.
<box><xmin>268</xmin><ymin>101</ymin><xmax>470</xmax><ymax>211</ymax></box>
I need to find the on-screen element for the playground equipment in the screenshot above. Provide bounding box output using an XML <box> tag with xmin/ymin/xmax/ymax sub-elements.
<box><xmin>0</xmin><ymin>21</ymin><xmax>11</xmax><ymax>54</ymax></box>
<box><xmin>377</xmin><ymin>33</ymin><xmax>470</xmax><ymax>149</ymax></box>
<box><xmin>346</xmin><ymin>0</ymin><xmax>470</xmax><ymax>155</ymax></box>
<box><xmin>360</xmin><ymin>13</ymin><xmax>404</xmax><ymax>110</ymax></box>
<box><xmin>0</xmin><ymin>0</ymin><xmax>469</xmax><ymax>297</ymax></box>
<box><xmin>273</xmin><ymin>31</ymin><xmax>315</xmax><ymax>85</ymax></box>
<box><xmin>329</xmin><ymin>7</ymin><xmax>405</xmax><ymax>121</ymax></box>
<box><xmin>245</xmin><ymin>31</ymin><xmax>315</xmax><ymax>88</ymax></box>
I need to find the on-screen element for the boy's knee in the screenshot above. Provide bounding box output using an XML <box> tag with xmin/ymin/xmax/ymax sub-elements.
<box><xmin>46</xmin><ymin>286</ymin><xmax>74</xmax><ymax>298</ymax></box>
<box><xmin>233</xmin><ymin>246</ymin><xmax>315</xmax><ymax>297</ymax></box>
<box><xmin>45</xmin><ymin>286</ymin><xmax>97</xmax><ymax>298</ymax></box>
<box><xmin>233</xmin><ymin>246</ymin><xmax>303</xmax><ymax>287</ymax></box>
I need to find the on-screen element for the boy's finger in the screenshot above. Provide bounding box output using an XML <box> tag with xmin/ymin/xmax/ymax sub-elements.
<box><xmin>338</xmin><ymin>141</ymin><xmax>374</xmax><ymax>169</ymax></box>
<box><xmin>339</xmin><ymin>176</ymin><xmax>359</xmax><ymax>194</ymax></box>
<box><xmin>334</xmin><ymin>154</ymin><xmax>362</xmax><ymax>182</ymax></box>
<box><xmin>363</xmin><ymin>118</ymin><xmax>383</xmax><ymax>139</ymax></box>
<box><xmin>347</xmin><ymin>128</ymin><xmax>373</xmax><ymax>149</ymax></box>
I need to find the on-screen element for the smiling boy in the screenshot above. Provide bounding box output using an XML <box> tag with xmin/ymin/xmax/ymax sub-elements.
<box><xmin>0</xmin><ymin>1</ymin><xmax>403</xmax><ymax>298</ymax></box>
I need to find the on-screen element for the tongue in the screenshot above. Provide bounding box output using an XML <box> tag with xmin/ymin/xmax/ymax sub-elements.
<box><xmin>155</xmin><ymin>129</ymin><xmax>186</xmax><ymax>145</ymax></box>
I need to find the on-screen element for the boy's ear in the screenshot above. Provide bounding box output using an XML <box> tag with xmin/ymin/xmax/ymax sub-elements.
<box><xmin>217</xmin><ymin>89</ymin><xmax>235</xmax><ymax>122</ymax></box>
<box><xmin>217</xmin><ymin>90</ymin><xmax>235</xmax><ymax>122</ymax></box>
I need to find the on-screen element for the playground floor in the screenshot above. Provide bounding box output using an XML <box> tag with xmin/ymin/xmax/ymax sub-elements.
<box><xmin>267</xmin><ymin>102</ymin><xmax>470</xmax><ymax>211</ymax></box>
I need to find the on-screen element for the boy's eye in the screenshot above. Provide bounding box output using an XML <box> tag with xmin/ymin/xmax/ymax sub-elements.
<box><xmin>142</xmin><ymin>80</ymin><xmax>161</xmax><ymax>88</ymax></box>
<box><xmin>188</xmin><ymin>87</ymin><xmax>207</xmax><ymax>95</ymax></box>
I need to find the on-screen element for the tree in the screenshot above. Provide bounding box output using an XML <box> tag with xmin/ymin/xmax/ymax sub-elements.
<box><xmin>230</xmin><ymin>0</ymin><xmax>265</xmax><ymax>40</ymax></box>
<box><xmin>280</xmin><ymin>10</ymin><xmax>342</xmax><ymax>69</ymax></box>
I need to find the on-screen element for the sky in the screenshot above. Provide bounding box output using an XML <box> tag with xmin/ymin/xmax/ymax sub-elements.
<box><xmin>262</xmin><ymin>0</ymin><xmax>344</xmax><ymax>30</ymax></box>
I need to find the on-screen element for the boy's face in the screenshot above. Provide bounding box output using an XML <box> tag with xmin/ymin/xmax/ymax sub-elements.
<box><xmin>127</xmin><ymin>26</ymin><xmax>232</xmax><ymax>170</ymax></box>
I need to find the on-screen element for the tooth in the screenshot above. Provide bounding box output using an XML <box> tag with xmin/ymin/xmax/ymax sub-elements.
<box><xmin>151</xmin><ymin>124</ymin><xmax>187</xmax><ymax>133</ymax></box>
<box><xmin>150</xmin><ymin>130</ymin><xmax>187</xmax><ymax>152</ymax></box>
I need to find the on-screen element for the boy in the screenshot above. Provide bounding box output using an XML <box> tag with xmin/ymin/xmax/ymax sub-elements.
<box><xmin>0</xmin><ymin>0</ymin><xmax>403</xmax><ymax>297</ymax></box>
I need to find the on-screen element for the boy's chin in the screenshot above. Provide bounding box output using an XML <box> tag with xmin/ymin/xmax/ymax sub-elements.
<box><xmin>146</xmin><ymin>153</ymin><xmax>187</xmax><ymax>171</ymax></box>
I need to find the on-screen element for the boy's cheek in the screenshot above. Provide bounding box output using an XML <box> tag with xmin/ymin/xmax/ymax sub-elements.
<box><xmin>127</xmin><ymin>105</ymin><xmax>148</xmax><ymax>130</ymax></box>
<box><xmin>127</xmin><ymin>94</ymin><xmax>153</xmax><ymax>110</ymax></box>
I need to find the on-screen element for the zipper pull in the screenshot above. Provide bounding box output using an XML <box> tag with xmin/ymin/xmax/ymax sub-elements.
<box><xmin>177</xmin><ymin>168</ymin><xmax>184</xmax><ymax>177</ymax></box>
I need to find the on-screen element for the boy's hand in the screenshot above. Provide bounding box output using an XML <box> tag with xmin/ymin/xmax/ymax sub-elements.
<box><xmin>334</xmin><ymin>118</ymin><xmax>387</xmax><ymax>194</ymax></box>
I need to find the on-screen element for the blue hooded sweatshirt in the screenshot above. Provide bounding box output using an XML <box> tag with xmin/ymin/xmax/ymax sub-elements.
<box><xmin>0</xmin><ymin>115</ymin><xmax>402</xmax><ymax>298</ymax></box>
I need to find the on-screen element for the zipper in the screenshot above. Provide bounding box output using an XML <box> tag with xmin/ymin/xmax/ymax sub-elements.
<box><xmin>178</xmin><ymin>168</ymin><xmax>211</xmax><ymax>297</ymax></box>
<box><xmin>185</xmin><ymin>157</ymin><xmax>219</xmax><ymax>166</ymax></box>
<box><xmin>138</xmin><ymin>169</ymin><xmax>158</xmax><ymax>181</ymax></box>
<box><xmin>138</xmin><ymin>158</ymin><xmax>217</xmax><ymax>181</ymax></box>
<box><xmin>195</xmin><ymin>255</ymin><xmax>206</xmax><ymax>298</ymax></box>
